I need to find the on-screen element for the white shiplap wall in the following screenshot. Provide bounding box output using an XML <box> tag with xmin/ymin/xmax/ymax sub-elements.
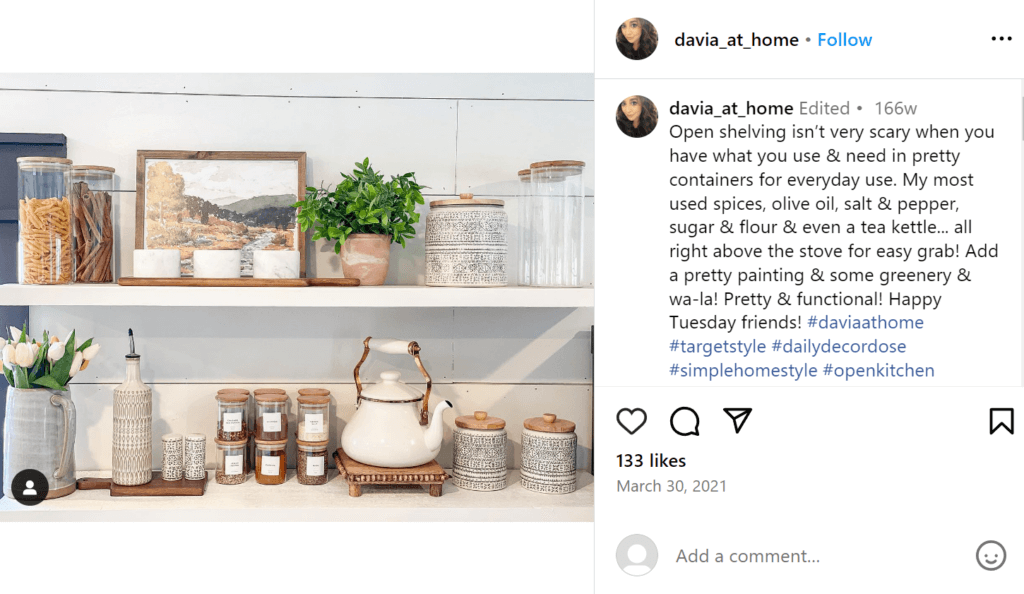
<box><xmin>0</xmin><ymin>74</ymin><xmax>595</xmax><ymax>471</ymax></box>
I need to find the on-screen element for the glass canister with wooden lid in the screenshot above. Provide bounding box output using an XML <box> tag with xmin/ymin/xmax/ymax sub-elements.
<box><xmin>452</xmin><ymin>410</ymin><xmax>508</xmax><ymax>491</ymax></box>
<box><xmin>69</xmin><ymin>165</ymin><xmax>115</xmax><ymax>283</ymax></box>
<box><xmin>215</xmin><ymin>390</ymin><xmax>249</xmax><ymax>441</ymax></box>
<box><xmin>521</xmin><ymin>413</ymin><xmax>577</xmax><ymax>494</ymax></box>
<box><xmin>254</xmin><ymin>438</ymin><xmax>288</xmax><ymax>485</ymax></box>
<box><xmin>17</xmin><ymin>157</ymin><xmax>74</xmax><ymax>284</ymax></box>
<box><xmin>295</xmin><ymin>439</ymin><xmax>329</xmax><ymax>485</ymax></box>
<box><xmin>425</xmin><ymin>193</ymin><xmax>508</xmax><ymax>286</ymax></box>
<box><xmin>254</xmin><ymin>389</ymin><xmax>289</xmax><ymax>441</ymax></box>
<box><xmin>296</xmin><ymin>389</ymin><xmax>330</xmax><ymax>441</ymax></box>
<box><xmin>525</xmin><ymin>160</ymin><xmax>586</xmax><ymax>287</ymax></box>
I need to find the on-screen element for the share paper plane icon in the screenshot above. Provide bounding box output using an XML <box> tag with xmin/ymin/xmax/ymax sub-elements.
<box><xmin>723</xmin><ymin>408</ymin><xmax>752</xmax><ymax>434</ymax></box>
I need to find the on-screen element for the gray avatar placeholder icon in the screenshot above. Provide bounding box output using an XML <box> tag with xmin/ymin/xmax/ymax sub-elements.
<box><xmin>616</xmin><ymin>534</ymin><xmax>659</xmax><ymax>576</ymax></box>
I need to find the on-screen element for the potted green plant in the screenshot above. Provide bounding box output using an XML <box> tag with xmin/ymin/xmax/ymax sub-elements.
<box><xmin>295</xmin><ymin>158</ymin><xmax>425</xmax><ymax>285</ymax></box>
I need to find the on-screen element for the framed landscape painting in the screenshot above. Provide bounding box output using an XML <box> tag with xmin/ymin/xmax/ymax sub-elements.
<box><xmin>135</xmin><ymin>151</ymin><xmax>306</xmax><ymax>276</ymax></box>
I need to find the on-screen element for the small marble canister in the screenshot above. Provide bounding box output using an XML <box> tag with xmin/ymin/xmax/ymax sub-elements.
<box><xmin>161</xmin><ymin>433</ymin><xmax>184</xmax><ymax>481</ymax></box>
<box><xmin>193</xmin><ymin>250</ymin><xmax>241</xmax><ymax>278</ymax></box>
<box><xmin>184</xmin><ymin>433</ymin><xmax>207</xmax><ymax>481</ymax></box>
<box><xmin>134</xmin><ymin>249</ymin><xmax>181</xmax><ymax>278</ymax></box>
<box><xmin>253</xmin><ymin>250</ymin><xmax>300</xmax><ymax>279</ymax></box>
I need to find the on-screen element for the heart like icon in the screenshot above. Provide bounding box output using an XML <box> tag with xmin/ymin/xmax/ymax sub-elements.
<box><xmin>617</xmin><ymin>408</ymin><xmax>648</xmax><ymax>435</ymax></box>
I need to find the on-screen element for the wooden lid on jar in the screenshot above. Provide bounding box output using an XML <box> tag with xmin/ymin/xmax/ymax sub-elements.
<box><xmin>297</xmin><ymin>393</ymin><xmax>330</xmax><ymax>405</ymax></box>
<box><xmin>455</xmin><ymin>410</ymin><xmax>506</xmax><ymax>430</ymax></box>
<box><xmin>523</xmin><ymin>413</ymin><xmax>576</xmax><ymax>433</ymax></box>
<box><xmin>254</xmin><ymin>388</ymin><xmax>286</xmax><ymax>396</ymax></box>
<box><xmin>215</xmin><ymin>393</ymin><xmax>249</xmax><ymax>403</ymax></box>
<box><xmin>296</xmin><ymin>439</ymin><xmax>330</xmax><ymax>449</ymax></box>
<box><xmin>214</xmin><ymin>437</ymin><xmax>247</xmax><ymax>446</ymax></box>
<box><xmin>254</xmin><ymin>392</ymin><xmax>288</xmax><ymax>403</ymax></box>
<box><xmin>529</xmin><ymin>160</ymin><xmax>586</xmax><ymax>169</ymax></box>
<box><xmin>17</xmin><ymin>157</ymin><xmax>73</xmax><ymax>165</ymax></box>
<box><xmin>218</xmin><ymin>387</ymin><xmax>250</xmax><ymax>395</ymax></box>
<box><xmin>254</xmin><ymin>438</ymin><xmax>289</xmax><ymax>446</ymax></box>
<box><xmin>71</xmin><ymin>165</ymin><xmax>115</xmax><ymax>172</ymax></box>
<box><xmin>429</xmin><ymin>192</ymin><xmax>505</xmax><ymax>208</ymax></box>
<box><xmin>517</xmin><ymin>168</ymin><xmax>531</xmax><ymax>177</ymax></box>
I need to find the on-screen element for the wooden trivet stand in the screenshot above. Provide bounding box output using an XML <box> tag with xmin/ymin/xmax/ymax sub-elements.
<box><xmin>334</xmin><ymin>448</ymin><xmax>448</xmax><ymax>497</ymax></box>
<box><xmin>77</xmin><ymin>471</ymin><xmax>209</xmax><ymax>496</ymax></box>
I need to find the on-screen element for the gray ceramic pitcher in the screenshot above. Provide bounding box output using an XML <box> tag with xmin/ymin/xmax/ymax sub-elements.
<box><xmin>3</xmin><ymin>387</ymin><xmax>77</xmax><ymax>499</ymax></box>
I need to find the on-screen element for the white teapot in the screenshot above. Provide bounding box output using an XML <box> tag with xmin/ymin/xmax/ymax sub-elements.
<box><xmin>341</xmin><ymin>337</ymin><xmax>452</xmax><ymax>468</ymax></box>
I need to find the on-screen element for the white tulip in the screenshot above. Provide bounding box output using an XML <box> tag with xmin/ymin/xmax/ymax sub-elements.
<box><xmin>9</xmin><ymin>327</ymin><xmax>22</xmax><ymax>343</ymax></box>
<box><xmin>29</xmin><ymin>343</ymin><xmax>39</xmax><ymax>361</ymax></box>
<box><xmin>82</xmin><ymin>344</ymin><xmax>101</xmax><ymax>361</ymax></box>
<box><xmin>1</xmin><ymin>344</ymin><xmax>15</xmax><ymax>369</ymax></box>
<box><xmin>47</xmin><ymin>341</ymin><xmax>66</xmax><ymax>363</ymax></box>
<box><xmin>69</xmin><ymin>352</ymin><xmax>84</xmax><ymax>377</ymax></box>
<box><xmin>14</xmin><ymin>343</ymin><xmax>33</xmax><ymax>367</ymax></box>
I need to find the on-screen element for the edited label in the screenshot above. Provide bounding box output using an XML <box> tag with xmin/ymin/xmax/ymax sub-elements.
<box><xmin>306</xmin><ymin>413</ymin><xmax>324</xmax><ymax>433</ymax></box>
<box><xmin>307</xmin><ymin>455</ymin><xmax>325</xmax><ymax>476</ymax></box>
<box><xmin>223</xmin><ymin>412</ymin><xmax>243</xmax><ymax>432</ymax></box>
<box><xmin>225</xmin><ymin>454</ymin><xmax>243</xmax><ymax>475</ymax></box>
<box><xmin>263</xmin><ymin>412</ymin><xmax>282</xmax><ymax>432</ymax></box>
<box><xmin>261</xmin><ymin>455</ymin><xmax>281</xmax><ymax>475</ymax></box>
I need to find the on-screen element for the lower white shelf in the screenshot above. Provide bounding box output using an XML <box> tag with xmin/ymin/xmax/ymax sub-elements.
<box><xmin>0</xmin><ymin>469</ymin><xmax>594</xmax><ymax>522</ymax></box>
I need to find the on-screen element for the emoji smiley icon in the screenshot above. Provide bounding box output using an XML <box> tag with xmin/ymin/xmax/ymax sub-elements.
<box><xmin>976</xmin><ymin>541</ymin><xmax>1006</xmax><ymax>571</ymax></box>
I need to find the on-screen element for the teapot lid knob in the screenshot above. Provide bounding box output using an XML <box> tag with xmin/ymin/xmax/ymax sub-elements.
<box><xmin>543</xmin><ymin>413</ymin><xmax>556</xmax><ymax>423</ymax></box>
<box><xmin>474</xmin><ymin>411</ymin><xmax>488</xmax><ymax>421</ymax></box>
<box><xmin>380</xmin><ymin>370</ymin><xmax>402</xmax><ymax>382</ymax></box>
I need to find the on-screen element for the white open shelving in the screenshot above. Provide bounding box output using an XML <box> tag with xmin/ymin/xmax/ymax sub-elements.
<box><xmin>0</xmin><ymin>284</ymin><xmax>594</xmax><ymax>308</ymax></box>
<box><xmin>0</xmin><ymin>470</ymin><xmax>595</xmax><ymax>522</ymax></box>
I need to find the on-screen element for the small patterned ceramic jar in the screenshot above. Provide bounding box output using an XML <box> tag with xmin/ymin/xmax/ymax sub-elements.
<box><xmin>425</xmin><ymin>193</ymin><xmax>508</xmax><ymax>287</ymax></box>
<box><xmin>183</xmin><ymin>433</ymin><xmax>207</xmax><ymax>481</ymax></box>
<box><xmin>521</xmin><ymin>413</ymin><xmax>577</xmax><ymax>494</ymax></box>
<box><xmin>161</xmin><ymin>433</ymin><xmax>184</xmax><ymax>481</ymax></box>
<box><xmin>452</xmin><ymin>411</ymin><xmax>507</xmax><ymax>491</ymax></box>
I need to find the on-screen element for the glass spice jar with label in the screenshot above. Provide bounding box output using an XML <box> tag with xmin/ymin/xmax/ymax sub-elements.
<box><xmin>296</xmin><ymin>389</ymin><xmax>330</xmax><ymax>441</ymax></box>
<box><xmin>296</xmin><ymin>440</ymin><xmax>329</xmax><ymax>485</ymax></box>
<box><xmin>215</xmin><ymin>438</ymin><xmax>248</xmax><ymax>485</ymax></box>
<box><xmin>254</xmin><ymin>439</ymin><xmax>288</xmax><ymax>485</ymax></box>
<box><xmin>215</xmin><ymin>390</ymin><xmax>249</xmax><ymax>441</ymax></box>
<box><xmin>254</xmin><ymin>391</ymin><xmax>289</xmax><ymax>441</ymax></box>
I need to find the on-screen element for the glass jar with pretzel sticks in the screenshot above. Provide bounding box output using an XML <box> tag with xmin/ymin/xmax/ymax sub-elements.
<box><xmin>70</xmin><ymin>166</ymin><xmax>116</xmax><ymax>283</ymax></box>
<box><xmin>17</xmin><ymin>157</ymin><xmax>74</xmax><ymax>284</ymax></box>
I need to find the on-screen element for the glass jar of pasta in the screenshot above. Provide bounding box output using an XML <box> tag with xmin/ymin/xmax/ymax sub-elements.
<box><xmin>17</xmin><ymin>157</ymin><xmax>74</xmax><ymax>284</ymax></box>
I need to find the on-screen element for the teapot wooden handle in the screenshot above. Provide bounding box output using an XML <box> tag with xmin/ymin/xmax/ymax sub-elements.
<box><xmin>354</xmin><ymin>337</ymin><xmax>433</xmax><ymax>425</ymax></box>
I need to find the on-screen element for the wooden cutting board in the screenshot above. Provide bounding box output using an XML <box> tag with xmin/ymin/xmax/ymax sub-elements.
<box><xmin>118</xmin><ymin>277</ymin><xmax>359</xmax><ymax>287</ymax></box>
<box><xmin>77</xmin><ymin>472</ymin><xmax>209</xmax><ymax>496</ymax></box>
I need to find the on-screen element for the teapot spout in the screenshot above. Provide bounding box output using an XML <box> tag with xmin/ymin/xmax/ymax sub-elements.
<box><xmin>424</xmin><ymin>400</ymin><xmax>453</xmax><ymax>453</ymax></box>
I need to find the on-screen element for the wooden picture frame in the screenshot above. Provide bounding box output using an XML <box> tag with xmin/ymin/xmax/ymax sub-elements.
<box><xmin>135</xmin><ymin>151</ymin><xmax>307</xmax><ymax>277</ymax></box>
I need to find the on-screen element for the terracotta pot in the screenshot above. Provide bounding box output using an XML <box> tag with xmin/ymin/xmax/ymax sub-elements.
<box><xmin>340</xmin><ymin>233</ymin><xmax>391</xmax><ymax>286</ymax></box>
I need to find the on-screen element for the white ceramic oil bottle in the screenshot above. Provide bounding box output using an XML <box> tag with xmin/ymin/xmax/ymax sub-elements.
<box><xmin>112</xmin><ymin>329</ymin><xmax>153</xmax><ymax>486</ymax></box>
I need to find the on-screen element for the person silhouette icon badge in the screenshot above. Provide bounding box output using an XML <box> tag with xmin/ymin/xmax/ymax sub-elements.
<box><xmin>11</xmin><ymin>469</ymin><xmax>49</xmax><ymax>505</ymax></box>
<box><xmin>616</xmin><ymin>534</ymin><xmax>659</xmax><ymax>576</ymax></box>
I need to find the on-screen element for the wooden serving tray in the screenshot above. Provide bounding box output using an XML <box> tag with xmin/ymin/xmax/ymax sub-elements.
<box><xmin>118</xmin><ymin>277</ymin><xmax>359</xmax><ymax>287</ymax></box>
<box><xmin>334</xmin><ymin>448</ymin><xmax>449</xmax><ymax>497</ymax></box>
<box><xmin>77</xmin><ymin>471</ymin><xmax>209</xmax><ymax>496</ymax></box>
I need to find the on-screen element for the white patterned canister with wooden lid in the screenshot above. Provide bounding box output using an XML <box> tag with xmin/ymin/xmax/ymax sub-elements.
<box><xmin>452</xmin><ymin>411</ymin><xmax>507</xmax><ymax>491</ymax></box>
<box><xmin>521</xmin><ymin>413</ymin><xmax>577</xmax><ymax>494</ymax></box>
<box><xmin>425</xmin><ymin>193</ymin><xmax>508</xmax><ymax>287</ymax></box>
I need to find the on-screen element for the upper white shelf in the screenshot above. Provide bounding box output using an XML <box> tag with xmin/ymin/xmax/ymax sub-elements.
<box><xmin>0</xmin><ymin>283</ymin><xmax>594</xmax><ymax>308</ymax></box>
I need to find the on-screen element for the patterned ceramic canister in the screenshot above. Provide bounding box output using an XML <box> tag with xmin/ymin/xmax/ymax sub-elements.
<box><xmin>425</xmin><ymin>193</ymin><xmax>507</xmax><ymax>287</ymax></box>
<box><xmin>161</xmin><ymin>433</ymin><xmax>184</xmax><ymax>480</ymax></box>
<box><xmin>183</xmin><ymin>433</ymin><xmax>207</xmax><ymax>481</ymax></box>
<box><xmin>521</xmin><ymin>413</ymin><xmax>577</xmax><ymax>494</ymax></box>
<box><xmin>452</xmin><ymin>411</ymin><xmax>507</xmax><ymax>491</ymax></box>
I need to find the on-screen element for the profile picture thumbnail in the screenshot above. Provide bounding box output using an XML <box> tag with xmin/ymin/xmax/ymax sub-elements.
<box><xmin>616</xmin><ymin>18</ymin><xmax>658</xmax><ymax>60</ymax></box>
<box><xmin>616</xmin><ymin>95</ymin><xmax>658</xmax><ymax>138</ymax></box>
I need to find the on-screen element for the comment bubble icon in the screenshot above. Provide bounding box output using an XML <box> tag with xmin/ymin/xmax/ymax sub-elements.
<box><xmin>670</xmin><ymin>407</ymin><xmax>700</xmax><ymax>436</ymax></box>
